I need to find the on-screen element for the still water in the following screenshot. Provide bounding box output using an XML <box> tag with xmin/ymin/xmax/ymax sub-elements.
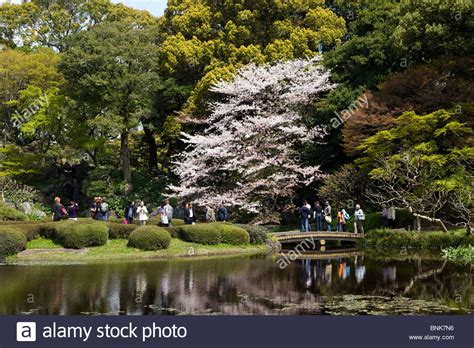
<box><xmin>0</xmin><ymin>252</ymin><xmax>472</xmax><ymax>315</ymax></box>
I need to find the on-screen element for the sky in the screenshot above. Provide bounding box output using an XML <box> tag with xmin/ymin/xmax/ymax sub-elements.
<box><xmin>111</xmin><ymin>0</ymin><xmax>167</xmax><ymax>16</ymax></box>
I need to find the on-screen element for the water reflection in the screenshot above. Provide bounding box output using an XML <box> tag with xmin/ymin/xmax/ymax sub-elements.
<box><xmin>0</xmin><ymin>253</ymin><xmax>472</xmax><ymax>315</ymax></box>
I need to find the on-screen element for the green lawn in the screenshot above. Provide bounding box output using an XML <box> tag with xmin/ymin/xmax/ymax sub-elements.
<box><xmin>7</xmin><ymin>238</ymin><xmax>269</xmax><ymax>263</ymax></box>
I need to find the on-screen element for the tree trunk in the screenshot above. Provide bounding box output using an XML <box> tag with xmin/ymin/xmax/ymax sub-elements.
<box><xmin>120</xmin><ymin>130</ymin><xmax>132</xmax><ymax>192</ymax></box>
<box><xmin>143</xmin><ymin>125</ymin><xmax>159</xmax><ymax>174</ymax></box>
<box><xmin>412</xmin><ymin>213</ymin><xmax>448</xmax><ymax>233</ymax></box>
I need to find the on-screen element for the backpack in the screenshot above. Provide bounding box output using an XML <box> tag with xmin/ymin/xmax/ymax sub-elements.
<box><xmin>343</xmin><ymin>211</ymin><xmax>350</xmax><ymax>220</ymax></box>
<box><xmin>100</xmin><ymin>203</ymin><xmax>108</xmax><ymax>213</ymax></box>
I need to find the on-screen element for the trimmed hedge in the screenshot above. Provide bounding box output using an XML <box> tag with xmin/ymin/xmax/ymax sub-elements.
<box><xmin>0</xmin><ymin>227</ymin><xmax>27</xmax><ymax>256</ymax></box>
<box><xmin>108</xmin><ymin>223</ymin><xmax>137</xmax><ymax>239</ymax></box>
<box><xmin>133</xmin><ymin>218</ymin><xmax>160</xmax><ymax>226</ymax></box>
<box><xmin>178</xmin><ymin>224</ymin><xmax>221</xmax><ymax>245</ymax></box>
<box><xmin>164</xmin><ymin>226</ymin><xmax>179</xmax><ymax>238</ymax></box>
<box><xmin>236</xmin><ymin>224</ymin><xmax>268</xmax><ymax>244</ymax></box>
<box><xmin>14</xmin><ymin>223</ymin><xmax>42</xmax><ymax>241</ymax></box>
<box><xmin>0</xmin><ymin>222</ymin><xmax>57</xmax><ymax>241</ymax></box>
<box><xmin>214</xmin><ymin>224</ymin><xmax>250</xmax><ymax>245</ymax></box>
<box><xmin>37</xmin><ymin>223</ymin><xmax>58</xmax><ymax>239</ymax></box>
<box><xmin>55</xmin><ymin>220</ymin><xmax>109</xmax><ymax>249</ymax></box>
<box><xmin>0</xmin><ymin>203</ymin><xmax>28</xmax><ymax>221</ymax></box>
<box><xmin>361</xmin><ymin>229</ymin><xmax>474</xmax><ymax>250</ymax></box>
<box><xmin>169</xmin><ymin>218</ymin><xmax>185</xmax><ymax>227</ymax></box>
<box><xmin>128</xmin><ymin>226</ymin><xmax>171</xmax><ymax>251</ymax></box>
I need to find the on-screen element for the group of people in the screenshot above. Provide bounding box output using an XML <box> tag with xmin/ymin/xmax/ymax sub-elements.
<box><xmin>124</xmin><ymin>199</ymin><xmax>174</xmax><ymax>226</ymax></box>
<box><xmin>381</xmin><ymin>204</ymin><xmax>396</xmax><ymax>228</ymax></box>
<box><xmin>52</xmin><ymin>195</ymin><xmax>231</xmax><ymax>227</ymax></box>
<box><xmin>52</xmin><ymin>197</ymin><xmax>79</xmax><ymax>221</ymax></box>
<box><xmin>299</xmin><ymin>200</ymin><xmax>366</xmax><ymax>234</ymax></box>
<box><xmin>204</xmin><ymin>204</ymin><xmax>228</xmax><ymax>223</ymax></box>
<box><xmin>90</xmin><ymin>197</ymin><xmax>109</xmax><ymax>221</ymax></box>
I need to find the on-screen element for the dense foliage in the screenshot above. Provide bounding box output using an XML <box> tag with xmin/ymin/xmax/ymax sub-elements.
<box><xmin>0</xmin><ymin>0</ymin><xmax>472</xmax><ymax>229</ymax></box>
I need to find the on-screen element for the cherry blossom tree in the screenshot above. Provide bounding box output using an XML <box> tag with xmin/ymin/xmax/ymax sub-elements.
<box><xmin>169</xmin><ymin>58</ymin><xmax>336</xmax><ymax>223</ymax></box>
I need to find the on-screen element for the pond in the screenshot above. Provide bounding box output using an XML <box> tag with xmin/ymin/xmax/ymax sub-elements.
<box><xmin>0</xmin><ymin>251</ymin><xmax>472</xmax><ymax>315</ymax></box>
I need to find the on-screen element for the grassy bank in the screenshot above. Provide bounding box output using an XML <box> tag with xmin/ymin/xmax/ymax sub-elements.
<box><xmin>442</xmin><ymin>246</ymin><xmax>474</xmax><ymax>264</ymax></box>
<box><xmin>361</xmin><ymin>229</ymin><xmax>474</xmax><ymax>250</ymax></box>
<box><xmin>6</xmin><ymin>238</ymin><xmax>269</xmax><ymax>264</ymax></box>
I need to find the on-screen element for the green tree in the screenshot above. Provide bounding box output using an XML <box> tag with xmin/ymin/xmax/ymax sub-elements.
<box><xmin>358</xmin><ymin>110</ymin><xmax>474</xmax><ymax>231</ymax></box>
<box><xmin>59</xmin><ymin>21</ymin><xmax>160</xmax><ymax>190</ymax></box>
<box><xmin>0</xmin><ymin>0</ymin><xmax>156</xmax><ymax>52</ymax></box>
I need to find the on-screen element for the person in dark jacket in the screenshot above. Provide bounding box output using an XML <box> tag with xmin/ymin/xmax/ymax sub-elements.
<box><xmin>124</xmin><ymin>201</ymin><xmax>137</xmax><ymax>224</ymax></box>
<box><xmin>217</xmin><ymin>203</ymin><xmax>228</xmax><ymax>222</ymax></box>
<box><xmin>52</xmin><ymin>197</ymin><xmax>65</xmax><ymax>222</ymax></box>
<box><xmin>299</xmin><ymin>200</ymin><xmax>311</xmax><ymax>232</ymax></box>
<box><xmin>313</xmin><ymin>201</ymin><xmax>323</xmax><ymax>232</ymax></box>
<box><xmin>67</xmin><ymin>201</ymin><xmax>79</xmax><ymax>220</ymax></box>
<box><xmin>184</xmin><ymin>203</ymin><xmax>196</xmax><ymax>224</ymax></box>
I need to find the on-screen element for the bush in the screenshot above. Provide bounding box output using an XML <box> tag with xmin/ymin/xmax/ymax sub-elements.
<box><xmin>395</xmin><ymin>209</ymin><xmax>414</xmax><ymax>229</ymax></box>
<box><xmin>214</xmin><ymin>224</ymin><xmax>250</xmax><ymax>245</ymax></box>
<box><xmin>178</xmin><ymin>224</ymin><xmax>221</xmax><ymax>245</ymax></box>
<box><xmin>236</xmin><ymin>224</ymin><xmax>268</xmax><ymax>244</ymax></box>
<box><xmin>0</xmin><ymin>203</ymin><xmax>28</xmax><ymax>221</ymax></box>
<box><xmin>0</xmin><ymin>227</ymin><xmax>27</xmax><ymax>256</ymax></box>
<box><xmin>15</xmin><ymin>223</ymin><xmax>43</xmax><ymax>241</ymax></box>
<box><xmin>362</xmin><ymin>229</ymin><xmax>473</xmax><ymax>250</ymax></box>
<box><xmin>170</xmin><ymin>218</ymin><xmax>185</xmax><ymax>227</ymax></box>
<box><xmin>37</xmin><ymin>223</ymin><xmax>58</xmax><ymax>239</ymax></box>
<box><xmin>132</xmin><ymin>218</ymin><xmax>161</xmax><ymax>226</ymax></box>
<box><xmin>0</xmin><ymin>222</ymin><xmax>57</xmax><ymax>241</ymax></box>
<box><xmin>164</xmin><ymin>226</ymin><xmax>179</xmax><ymax>238</ymax></box>
<box><xmin>55</xmin><ymin>220</ymin><xmax>109</xmax><ymax>249</ymax></box>
<box><xmin>128</xmin><ymin>226</ymin><xmax>171</xmax><ymax>251</ymax></box>
<box><xmin>108</xmin><ymin>223</ymin><xmax>137</xmax><ymax>239</ymax></box>
<box><xmin>346</xmin><ymin>212</ymin><xmax>382</xmax><ymax>232</ymax></box>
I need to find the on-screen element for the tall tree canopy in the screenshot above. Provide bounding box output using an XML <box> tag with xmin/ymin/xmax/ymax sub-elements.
<box><xmin>0</xmin><ymin>0</ymin><xmax>156</xmax><ymax>51</ymax></box>
<box><xmin>59</xmin><ymin>21</ymin><xmax>160</xmax><ymax>189</ymax></box>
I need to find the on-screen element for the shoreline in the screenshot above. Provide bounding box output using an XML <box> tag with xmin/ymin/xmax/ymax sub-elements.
<box><xmin>5</xmin><ymin>238</ymin><xmax>270</xmax><ymax>265</ymax></box>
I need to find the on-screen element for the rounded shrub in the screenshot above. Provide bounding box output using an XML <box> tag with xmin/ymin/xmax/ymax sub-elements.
<box><xmin>55</xmin><ymin>220</ymin><xmax>109</xmax><ymax>249</ymax></box>
<box><xmin>0</xmin><ymin>203</ymin><xmax>28</xmax><ymax>221</ymax></box>
<box><xmin>133</xmin><ymin>218</ymin><xmax>161</xmax><ymax>226</ymax></box>
<box><xmin>15</xmin><ymin>223</ymin><xmax>43</xmax><ymax>241</ymax></box>
<box><xmin>0</xmin><ymin>227</ymin><xmax>27</xmax><ymax>256</ymax></box>
<box><xmin>236</xmin><ymin>224</ymin><xmax>268</xmax><ymax>244</ymax></box>
<box><xmin>178</xmin><ymin>225</ymin><xmax>221</xmax><ymax>245</ymax></box>
<box><xmin>128</xmin><ymin>226</ymin><xmax>171</xmax><ymax>251</ymax></box>
<box><xmin>164</xmin><ymin>226</ymin><xmax>179</xmax><ymax>238</ymax></box>
<box><xmin>214</xmin><ymin>224</ymin><xmax>250</xmax><ymax>245</ymax></box>
<box><xmin>108</xmin><ymin>223</ymin><xmax>137</xmax><ymax>239</ymax></box>
<box><xmin>37</xmin><ymin>223</ymin><xmax>58</xmax><ymax>239</ymax></box>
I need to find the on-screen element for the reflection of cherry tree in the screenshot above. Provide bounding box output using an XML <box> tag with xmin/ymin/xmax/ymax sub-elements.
<box><xmin>170</xmin><ymin>58</ymin><xmax>335</xmax><ymax>223</ymax></box>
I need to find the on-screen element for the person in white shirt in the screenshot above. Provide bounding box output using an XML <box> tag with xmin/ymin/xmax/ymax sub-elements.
<box><xmin>354</xmin><ymin>204</ymin><xmax>365</xmax><ymax>234</ymax></box>
<box><xmin>136</xmin><ymin>201</ymin><xmax>149</xmax><ymax>226</ymax></box>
